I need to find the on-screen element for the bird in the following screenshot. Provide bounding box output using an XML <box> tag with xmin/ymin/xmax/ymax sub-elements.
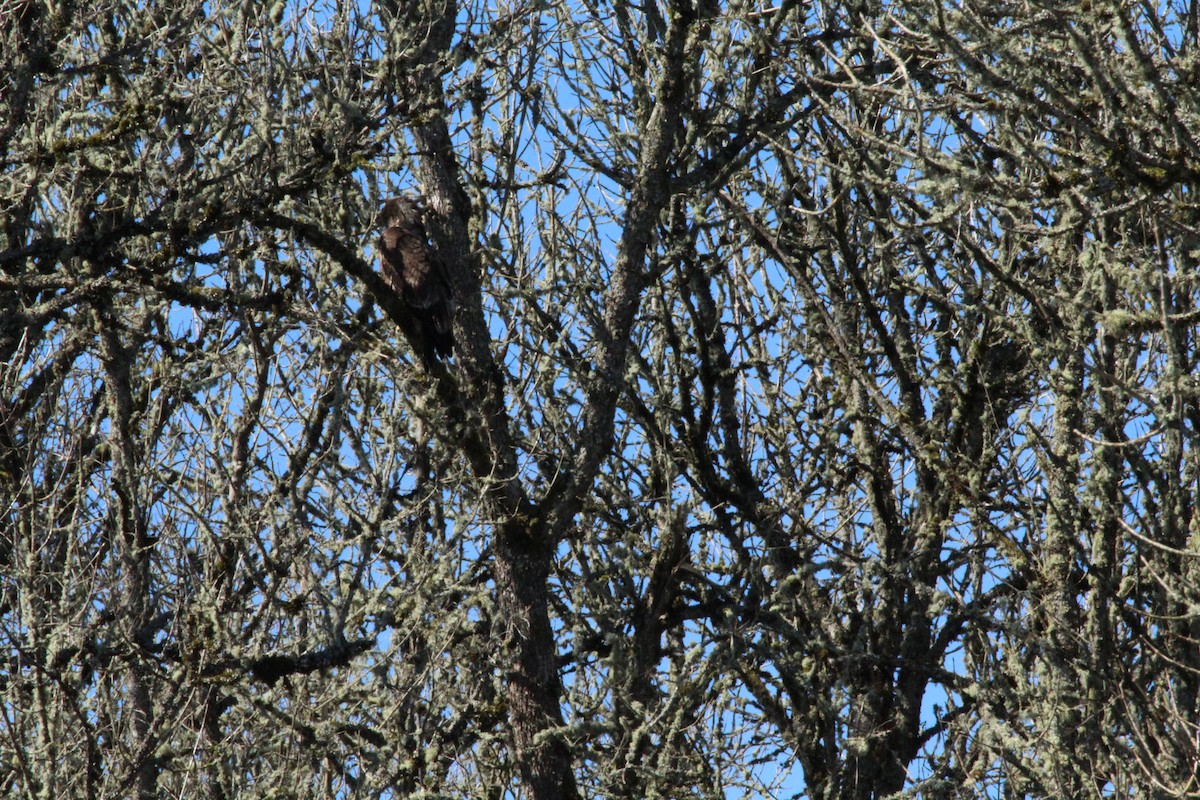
<box><xmin>378</xmin><ymin>195</ymin><xmax>455</xmax><ymax>364</ymax></box>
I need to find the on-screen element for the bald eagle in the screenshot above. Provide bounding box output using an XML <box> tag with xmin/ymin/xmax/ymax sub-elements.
<box><xmin>378</xmin><ymin>196</ymin><xmax>455</xmax><ymax>364</ymax></box>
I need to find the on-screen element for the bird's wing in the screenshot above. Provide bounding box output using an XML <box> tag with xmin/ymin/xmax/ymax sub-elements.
<box><xmin>381</xmin><ymin>226</ymin><xmax>453</xmax><ymax>312</ymax></box>
<box><xmin>378</xmin><ymin>227</ymin><xmax>410</xmax><ymax>297</ymax></box>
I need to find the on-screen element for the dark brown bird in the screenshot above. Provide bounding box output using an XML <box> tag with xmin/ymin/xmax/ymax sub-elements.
<box><xmin>378</xmin><ymin>196</ymin><xmax>455</xmax><ymax>364</ymax></box>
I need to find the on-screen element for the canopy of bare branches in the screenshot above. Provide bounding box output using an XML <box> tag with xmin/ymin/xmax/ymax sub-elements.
<box><xmin>3</xmin><ymin>0</ymin><xmax>1199</xmax><ymax>797</ymax></box>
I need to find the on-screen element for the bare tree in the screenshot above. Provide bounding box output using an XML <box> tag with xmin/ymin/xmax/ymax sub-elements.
<box><xmin>3</xmin><ymin>0</ymin><xmax>1199</xmax><ymax>798</ymax></box>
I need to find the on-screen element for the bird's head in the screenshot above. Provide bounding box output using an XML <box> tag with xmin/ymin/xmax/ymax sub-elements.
<box><xmin>380</xmin><ymin>195</ymin><xmax>425</xmax><ymax>229</ymax></box>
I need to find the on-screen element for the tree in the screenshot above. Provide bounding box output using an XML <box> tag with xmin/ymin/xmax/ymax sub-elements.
<box><xmin>3</xmin><ymin>0</ymin><xmax>1199</xmax><ymax>797</ymax></box>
